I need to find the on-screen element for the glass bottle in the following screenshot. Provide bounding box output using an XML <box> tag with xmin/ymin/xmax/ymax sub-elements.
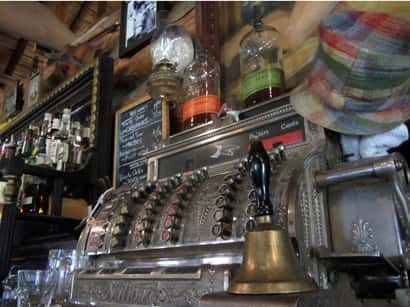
<box><xmin>21</xmin><ymin>125</ymin><xmax>34</xmax><ymax>162</ymax></box>
<box><xmin>48</xmin><ymin>116</ymin><xmax>61</xmax><ymax>167</ymax></box>
<box><xmin>4</xmin><ymin>135</ymin><xmax>16</xmax><ymax>159</ymax></box>
<box><xmin>182</xmin><ymin>46</ymin><xmax>221</xmax><ymax>130</ymax></box>
<box><xmin>80</xmin><ymin>127</ymin><xmax>90</xmax><ymax>165</ymax></box>
<box><xmin>240</xmin><ymin>10</ymin><xmax>285</xmax><ymax>108</ymax></box>
<box><xmin>66</xmin><ymin>121</ymin><xmax>82</xmax><ymax>171</ymax></box>
<box><xmin>34</xmin><ymin>113</ymin><xmax>52</xmax><ymax>165</ymax></box>
<box><xmin>60</xmin><ymin>108</ymin><xmax>71</xmax><ymax>138</ymax></box>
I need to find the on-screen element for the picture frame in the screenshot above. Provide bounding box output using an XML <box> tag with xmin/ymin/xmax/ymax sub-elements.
<box><xmin>119</xmin><ymin>1</ymin><xmax>158</xmax><ymax>58</ymax></box>
<box><xmin>4</xmin><ymin>81</ymin><xmax>21</xmax><ymax>119</ymax></box>
<box><xmin>113</xmin><ymin>95</ymin><xmax>164</xmax><ymax>189</ymax></box>
<box><xmin>25</xmin><ymin>72</ymin><xmax>42</xmax><ymax>109</ymax></box>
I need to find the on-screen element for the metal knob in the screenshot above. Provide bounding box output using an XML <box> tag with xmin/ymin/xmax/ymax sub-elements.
<box><xmin>236</xmin><ymin>159</ymin><xmax>249</xmax><ymax>174</ymax></box>
<box><xmin>143</xmin><ymin>200</ymin><xmax>157</xmax><ymax>212</ymax></box>
<box><xmin>271</xmin><ymin>142</ymin><xmax>286</xmax><ymax>162</ymax></box>
<box><xmin>119</xmin><ymin>204</ymin><xmax>130</xmax><ymax>215</ymax></box>
<box><xmin>112</xmin><ymin>224</ymin><xmax>126</xmax><ymax>235</ymax></box>
<box><xmin>161</xmin><ymin>228</ymin><xmax>179</xmax><ymax>243</ymax></box>
<box><xmin>155</xmin><ymin>184</ymin><xmax>168</xmax><ymax>196</ymax></box>
<box><xmin>135</xmin><ymin>231</ymin><xmax>151</xmax><ymax>246</ymax></box>
<box><xmin>166</xmin><ymin>205</ymin><xmax>182</xmax><ymax>217</ymax></box>
<box><xmin>131</xmin><ymin>190</ymin><xmax>142</xmax><ymax>201</ymax></box>
<box><xmin>200</xmin><ymin>167</ymin><xmax>209</xmax><ymax>179</ymax></box>
<box><xmin>218</xmin><ymin>184</ymin><xmax>235</xmax><ymax>200</ymax></box>
<box><xmin>110</xmin><ymin>236</ymin><xmax>124</xmax><ymax>248</ymax></box>
<box><xmin>191</xmin><ymin>173</ymin><xmax>201</xmax><ymax>185</ymax></box>
<box><xmin>167</xmin><ymin>176</ymin><xmax>180</xmax><ymax>189</ymax></box>
<box><xmin>170</xmin><ymin>193</ymin><xmax>183</xmax><ymax>207</ymax></box>
<box><xmin>213</xmin><ymin>208</ymin><xmax>233</xmax><ymax>223</ymax></box>
<box><xmin>148</xmin><ymin>193</ymin><xmax>161</xmax><ymax>204</ymax></box>
<box><xmin>211</xmin><ymin>222</ymin><xmax>232</xmax><ymax>239</ymax></box>
<box><xmin>138</xmin><ymin>209</ymin><xmax>154</xmax><ymax>221</ymax></box>
<box><xmin>163</xmin><ymin>215</ymin><xmax>181</xmax><ymax>229</ymax></box>
<box><xmin>135</xmin><ymin>220</ymin><xmax>152</xmax><ymax>232</ymax></box>
<box><xmin>112</xmin><ymin>215</ymin><xmax>127</xmax><ymax>225</ymax></box>
<box><xmin>215</xmin><ymin>195</ymin><xmax>230</xmax><ymax>209</ymax></box>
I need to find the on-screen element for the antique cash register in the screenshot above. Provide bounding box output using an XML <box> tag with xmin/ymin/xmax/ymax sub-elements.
<box><xmin>71</xmin><ymin>96</ymin><xmax>410</xmax><ymax>306</ymax></box>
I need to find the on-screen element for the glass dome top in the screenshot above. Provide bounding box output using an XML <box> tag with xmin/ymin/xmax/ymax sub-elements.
<box><xmin>151</xmin><ymin>24</ymin><xmax>194</xmax><ymax>74</ymax></box>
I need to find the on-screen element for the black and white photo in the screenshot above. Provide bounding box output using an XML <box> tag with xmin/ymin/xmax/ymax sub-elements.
<box><xmin>119</xmin><ymin>1</ymin><xmax>157</xmax><ymax>58</ymax></box>
<box><xmin>26</xmin><ymin>73</ymin><xmax>42</xmax><ymax>108</ymax></box>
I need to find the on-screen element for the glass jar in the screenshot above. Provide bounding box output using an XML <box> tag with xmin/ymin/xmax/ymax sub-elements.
<box><xmin>182</xmin><ymin>48</ymin><xmax>221</xmax><ymax>130</ymax></box>
<box><xmin>240</xmin><ymin>15</ymin><xmax>285</xmax><ymax>108</ymax></box>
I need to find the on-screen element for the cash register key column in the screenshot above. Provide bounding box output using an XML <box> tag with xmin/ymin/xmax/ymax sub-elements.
<box><xmin>161</xmin><ymin>169</ymin><xmax>208</xmax><ymax>243</ymax></box>
<box><xmin>134</xmin><ymin>183</ymin><xmax>165</xmax><ymax>246</ymax></box>
<box><xmin>161</xmin><ymin>179</ymin><xmax>190</xmax><ymax>243</ymax></box>
<box><xmin>110</xmin><ymin>198</ymin><xmax>131</xmax><ymax>249</ymax></box>
<box><xmin>211</xmin><ymin>166</ymin><xmax>243</xmax><ymax>240</ymax></box>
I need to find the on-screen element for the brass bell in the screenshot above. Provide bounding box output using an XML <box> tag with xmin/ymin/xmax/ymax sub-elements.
<box><xmin>229</xmin><ymin>140</ymin><xmax>317</xmax><ymax>294</ymax></box>
<box><xmin>228</xmin><ymin>216</ymin><xmax>317</xmax><ymax>294</ymax></box>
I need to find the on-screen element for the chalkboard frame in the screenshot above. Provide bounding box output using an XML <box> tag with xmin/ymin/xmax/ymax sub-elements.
<box><xmin>113</xmin><ymin>95</ymin><xmax>163</xmax><ymax>189</ymax></box>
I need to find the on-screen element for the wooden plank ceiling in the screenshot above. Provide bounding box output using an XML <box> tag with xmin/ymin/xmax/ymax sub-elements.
<box><xmin>0</xmin><ymin>1</ymin><xmax>120</xmax><ymax>89</ymax></box>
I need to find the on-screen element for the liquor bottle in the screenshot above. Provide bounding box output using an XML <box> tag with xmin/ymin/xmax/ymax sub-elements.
<box><xmin>182</xmin><ymin>45</ymin><xmax>221</xmax><ymax>130</ymax></box>
<box><xmin>60</xmin><ymin>108</ymin><xmax>71</xmax><ymax>138</ymax></box>
<box><xmin>66</xmin><ymin>121</ymin><xmax>82</xmax><ymax>171</ymax></box>
<box><xmin>48</xmin><ymin>115</ymin><xmax>61</xmax><ymax>167</ymax></box>
<box><xmin>1</xmin><ymin>139</ymin><xmax>8</xmax><ymax>159</ymax></box>
<box><xmin>80</xmin><ymin>127</ymin><xmax>90</xmax><ymax>164</ymax></box>
<box><xmin>17</xmin><ymin>174</ymin><xmax>34</xmax><ymax>213</ymax></box>
<box><xmin>54</xmin><ymin>109</ymin><xmax>71</xmax><ymax>171</ymax></box>
<box><xmin>4</xmin><ymin>135</ymin><xmax>16</xmax><ymax>159</ymax></box>
<box><xmin>240</xmin><ymin>8</ymin><xmax>285</xmax><ymax>108</ymax></box>
<box><xmin>35</xmin><ymin>183</ymin><xmax>49</xmax><ymax>214</ymax></box>
<box><xmin>21</xmin><ymin>125</ymin><xmax>34</xmax><ymax>161</ymax></box>
<box><xmin>33</xmin><ymin>113</ymin><xmax>52</xmax><ymax>165</ymax></box>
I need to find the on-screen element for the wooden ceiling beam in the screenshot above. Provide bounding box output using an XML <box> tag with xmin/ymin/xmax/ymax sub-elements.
<box><xmin>70</xmin><ymin>2</ymin><xmax>88</xmax><ymax>32</ymax></box>
<box><xmin>0</xmin><ymin>74</ymin><xmax>16</xmax><ymax>89</ymax></box>
<box><xmin>97</xmin><ymin>2</ymin><xmax>107</xmax><ymax>19</ymax></box>
<box><xmin>4</xmin><ymin>39</ymin><xmax>28</xmax><ymax>76</ymax></box>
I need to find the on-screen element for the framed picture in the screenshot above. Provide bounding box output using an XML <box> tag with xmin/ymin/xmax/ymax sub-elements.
<box><xmin>25</xmin><ymin>72</ymin><xmax>42</xmax><ymax>109</ymax></box>
<box><xmin>4</xmin><ymin>82</ymin><xmax>21</xmax><ymax>119</ymax></box>
<box><xmin>113</xmin><ymin>95</ymin><xmax>163</xmax><ymax>189</ymax></box>
<box><xmin>119</xmin><ymin>1</ymin><xmax>158</xmax><ymax>58</ymax></box>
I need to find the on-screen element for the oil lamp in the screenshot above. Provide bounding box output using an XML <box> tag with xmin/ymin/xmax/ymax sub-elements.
<box><xmin>147</xmin><ymin>12</ymin><xmax>194</xmax><ymax>140</ymax></box>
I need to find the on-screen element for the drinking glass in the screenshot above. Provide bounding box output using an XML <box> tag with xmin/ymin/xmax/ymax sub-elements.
<box><xmin>41</xmin><ymin>249</ymin><xmax>76</xmax><ymax>306</ymax></box>
<box><xmin>16</xmin><ymin>270</ymin><xmax>46</xmax><ymax>307</ymax></box>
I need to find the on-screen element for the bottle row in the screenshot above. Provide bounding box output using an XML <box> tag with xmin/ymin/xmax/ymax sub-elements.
<box><xmin>0</xmin><ymin>108</ymin><xmax>91</xmax><ymax>172</ymax></box>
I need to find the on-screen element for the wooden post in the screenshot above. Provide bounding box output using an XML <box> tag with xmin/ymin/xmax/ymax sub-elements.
<box><xmin>195</xmin><ymin>2</ymin><xmax>220</xmax><ymax>61</ymax></box>
<box><xmin>162</xmin><ymin>98</ymin><xmax>170</xmax><ymax>141</ymax></box>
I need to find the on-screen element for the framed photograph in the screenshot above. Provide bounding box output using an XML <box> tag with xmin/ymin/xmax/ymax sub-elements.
<box><xmin>119</xmin><ymin>1</ymin><xmax>158</xmax><ymax>58</ymax></box>
<box><xmin>25</xmin><ymin>72</ymin><xmax>42</xmax><ymax>109</ymax></box>
<box><xmin>113</xmin><ymin>95</ymin><xmax>163</xmax><ymax>189</ymax></box>
<box><xmin>4</xmin><ymin>82</ymin><xmax>21</xmax><ymax>119</ymax></box>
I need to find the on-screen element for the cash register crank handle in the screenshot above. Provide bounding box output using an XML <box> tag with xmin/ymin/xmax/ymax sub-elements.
<box><xmin>315</xmin><ymin>154</ymin><xmax>410</xmax><ymax>237</ymax></box>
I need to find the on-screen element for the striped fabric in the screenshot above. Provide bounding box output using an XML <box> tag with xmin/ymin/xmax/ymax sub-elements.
<box><xmin>291</xmin><ymin>11</ymin><xmax>410</xmax><ymax>135</ymax></box>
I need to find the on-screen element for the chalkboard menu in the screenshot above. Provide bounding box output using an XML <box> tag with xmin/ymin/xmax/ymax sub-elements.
<box><xmin>114</xmin><ymin>96</ymin><xmax>162</xmax><ymax>188</ymax></box>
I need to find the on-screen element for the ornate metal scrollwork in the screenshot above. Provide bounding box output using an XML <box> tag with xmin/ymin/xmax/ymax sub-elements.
<box><xmin>351</xmin><ymin>218</ymin><xmax>379</xmax><ymax>254</ymax></box>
